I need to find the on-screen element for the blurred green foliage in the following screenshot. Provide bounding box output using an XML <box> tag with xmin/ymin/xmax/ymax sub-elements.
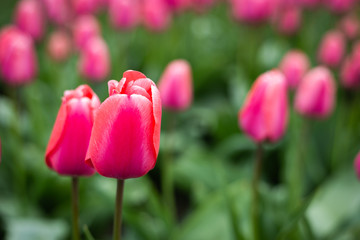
<box><xmin>1</xmin><ymin>1</ymin><xmax>360</xmax><ymax>240</ymax></box>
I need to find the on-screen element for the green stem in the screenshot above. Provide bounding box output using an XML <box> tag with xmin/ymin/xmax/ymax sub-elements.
<box><xmin>252</xmin><ymin>143</ymin><xmax>263</xmax><ymax>240</ymax></box>
<box><xmin>113</xmin><ymin>179</ymin><xmax>125</xmax><ymax>240</ymax></box>
<box><xmin>72</xmin><ymin>177</ymin><xmax>80</xmax><ymax>240</ymax></box>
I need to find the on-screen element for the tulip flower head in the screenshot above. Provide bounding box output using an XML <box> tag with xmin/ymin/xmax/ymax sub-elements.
<box><xmin>158</xmin><ymin>59</ymin><xmax>193</xmax><ymax>111</ymax></box>
<box><xmin>340</xmin><ymin>56</ymin><xmax>360</xmax><ymax>89</ymax></box>
<box><xmin>0</xmin><ymin>26</ymin><xmax>37</xmax><ymax>85</ymax></box>
<box><xmin>72</xmin><ymin>0</ymin><xmax>100</xmax><ymax>15</ymax></box>
<box><xmin>14</xmin><ymin>0</ymin><xmax>45</xmax><ymax>41</ymax></box>
<box><xmin>86</xmin><ymin>70</ymin><xmax>162</xmax><ymax>179</ymax></box>
<box><xmin>339</xmin><ymin>15</ymin><xmax>359</xmax><ymax>40</ymax></box>
<box><xmin>239</xmin><ymin>70</ymin><xmax>288</xmax><ymax>143</ymax></box>
<box><xmin>165</xmin><ymin>0</ymin><xmax>191</xmax><ymax>12</ymax></box>
<box><xmin>109</xmin><ymin>0</ymin><xmax>141</xmax><ymax>30</ymax></box>
<box><xmin>143</xmin><ymin>0</ymin><xmax>172</xmax><ymax>32</ymax></box>
<box><xmin>275</xmin><ymin>6</ymin><xmax>301</xmax><ymax>35</ymax></box>
<box><xmin>318</xmin><ymin>30</ymin><xmax>345</xmax><ymax>68</ymax></box>
<box><xmin>299</xmin><ymin>0</ymin><xmax>320</xmax><ymax>8</ymax></box>
<box><xmin>279</xmin><ymin>50</ymin><xmax>310</xmax><ymax>89</ymax></box>
<box><xmin>47</xmin><ymin>30</ymin><xmax>72</xmax><ymax>62</ymax></box>
<box><xmin>45</xmin><ymin>85</ymin><xmax>100</xmax><ymax>176</ymax></box>
<box><xmin>325</xmin><ymin>0</ymin><xmax>356</xmax><ymax>14</ymax></box>
<box><xmin>231</xmin><ymin>0</ymin><xmax>275</xmax><ymax>24</ymax></box>
<box><xmin>42</xmin><ymin>0</ymin><xmax>72</xmax><ymax>26</ymax></box>
<box><xmin>354</xmin><ymin>152</ymin><xmax>360</xmax><ymax>180</ymax></box>
<box><xmin>295</xmin><ymin>66</ymin><xmax>336</xmax><ymax>118</ymax></box>
<box><xmin>73</xmin><ymin>15</ymin><xmax>101</xmax><ymax>51</ymax></box>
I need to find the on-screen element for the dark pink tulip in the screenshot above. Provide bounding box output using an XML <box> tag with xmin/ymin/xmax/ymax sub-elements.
<box><xmin>295</xmin><ymin>67</ymin><xmax>336</xmax><ymax>118</ymax></box>
<box><xmin>318</xmin><ymin>30</ymin><xmax>345</xmax><ymax>68</ymax></box>
<box><xmin>143</xmin><ymin>0</ymin><xmax>172</xmax><ymax>32</ymax></box>
<box><xmin>14</xmin><ymin>0</ymin><xmax>45</xmax><ymax>41</ymax></box>
<box><xmin>239</xmin><ymin>70</ymin><xmax>288</xmax><ymax>143</ymax></box>
<box><xmin>279</xmin><ymin>50</ymin><xmax>310</xmax><ymax>89</ymax></box>
<box><xmin>0</xmin><ymin>26</ymin><xmax>37</xmax><ymax>85</ymax></box>
<box><xmin>45</xmin><ymin>85</ymin><xmax>100</xmax><ymax>176</ymax></box>
<box><xmin>340</xmin><ymin>56</ymin><xmax>360</xmax><ymax>88</ymax></box>
<box><xmin>86</xmin><ymin>70</ymin><xmax>162</xmax><ymax>179</ymax></box>
<box><xmin>158</xmin><ymin>60</ymin><xmax>193</xmax><ymax>111</ymax></box>
<box><xmin>339</xmin><ymin>15</ymin><xmax>359</xmax><ymax>40</ymax></box>
<box><xmin>231</xmin><ymin>0</ymin><xmax>275</xmax><ymax>24</ymax></box>
<box><xmin>47</xmin><ymin>30</ymin><xmax>72</xmax><ymax>62</ymax></box>
<box><xmin>165</xmin><ymin>0</ymin><xmax>191</xmax><ymax>12</ymax></box>
<box><xmin>275</xmin><ymin>6</ymin><xmax>301</xmax><ymax>35</ymax></box>
<box><xmin>42</xmin><ymin>0</ymin><xmax>72</xmax><ymax>26</ymax></box>
<box><xmin>354</xmin><ymin>152</ymin><xmax>360</xmax><ymax>179</ymax></box>
<box><xmin>73</xmin><ymin>15</ymin><xmax>101</xmax><ymax>51</ymax></box>
<box><xmin>325</xmin><ymin>0</ymin><xmax>356</xmax><ymax>14</ymax></box>
<box><xmin>72</xmin><ymin>0</ymin><xmax>100</xmax><ymax>15</ymax></box>
<box><xmin>78</xmin><ymin>36</ymin><xmax>110</xmax><ymax>81</ymax></box>
<box><xmin>109</xmin><ymin>0</ymin><xmax>141</xmax><ymax>30</ymax></box>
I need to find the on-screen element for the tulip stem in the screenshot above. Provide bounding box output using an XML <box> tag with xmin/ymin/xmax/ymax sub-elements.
<box><xmin>71</xmin><ymin>177</ymin><xmax>80</xmax><ymax>240</ymax></box>
<box><xmin>113</xmin><ymin>179</ymin><xmax>125</xmax><ymax>240</ymax></box>
<box><xmin>252</xmin><ymin>143</ymin><xmax>263</xmax><ymax>240</ymax></box>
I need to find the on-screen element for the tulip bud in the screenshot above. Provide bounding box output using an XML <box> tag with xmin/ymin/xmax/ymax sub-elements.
<box><xmin>73</xmin><ymin>15</ymin><xmax>101</xmax><ymax>51</ymax></box>
<box><xmin>14</xmin><ymin>0</ymin><xmax>45</xmax><ymax>41</ymax></box>
<box><xmin>45</xmin><ymin>85</ymin><xmax>100</xmax><ymax>176</ymax></box>
<box><xmin>86</xmin><ymin>70</ymin><xmax>162</xmax><ymax>179</ymax></box>
<box><xmin>295</xmin><ymin>66</ymin><xmax>336</xmax><ymax>118</ymax></box>
<box><xmin>42</xmin><ymin>0</ymin><xmax>72</xmax><ymax>26</ymax></box>
<box><xmin>78</xmin><ymin>36</ymin><xmax>110</xmax><ymax>81</ymax></box>
<box><xmin>354</xmin><ymin>152</ymin><xmax>360</xmax><ymax>180</ymax></box>
<box><xmin>318</xmin><ymin>30</ymin><xmax>345</xmax><ymax>68</ymax></box>
<box><xmin>0</xmin><ymin>26</ymin><xmax>37</xmax><ymax>85</ymax></box>
<box><xmin>275</xmin><ymin>6</ymin><xmax>301</xmax><ymax>35</ymax></box>
<box><xmin>158</xmin><ymin>60</ymin><xmax>193</xmax><ymax>111</ymax></box>
<box><xmin>47</xmin><ymin>30</ymin><xmax>72</xmax><ymax>62</ymax></box>
<box><xmin>279</xmin><ymin>50</ymin><xmax>310</xmax><ymax>89</ymax></box>
<box><xmin>109</xmin><ymin>0</ymin><xmax>141</xmax><ymax>30</ymax></box>
<box><xmin>72</xmin><ymin>0</ymin><xmax>100</xmax><ymax>15</ymax></box>
<box><xmin>325</xmin><ymin>0</ymin><xmax>356</xmax><ymax>14</ymax></box>
<box><xmin>231</xmin><ymin>0</ymin><xmax>276</xmax><ymax>24</ymax></box>
<box><xmin>143</xmin><ymin>0</ymin><xmax>172</xmax><ymax>32</ymax></box>
<box><xmin>339</xmin><ymin>15</ymin><xmax>359</xmax><ymax>40</ymax></box>
<box><xmin>239</xmin><ymin>70</ymin><xmax>288</xmax><ymax>143</ymax></box>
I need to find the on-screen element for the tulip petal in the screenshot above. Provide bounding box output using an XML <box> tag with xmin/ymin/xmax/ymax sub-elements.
<box><xmin>151</xmin><ymin>84</ymin><xmax>162</xmax><ymax>156</ymax></box>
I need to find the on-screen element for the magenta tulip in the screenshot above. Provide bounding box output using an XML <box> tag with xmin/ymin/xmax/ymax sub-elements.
<box><xmin>165</xmin><ymin>0</ymin><xmax>191</xmax><ymax>12</ymax></box>
<box><xmin>275</xmin><ymin>6</ymin><xmax>301</xmax><ymax>35</ymax></box>
<box><xmin>85</xmin><ymin>70</ymin><xmax>162</xmax><ymax>179</ymax></box>
<box><xmin>0</xmin><ymin>26</ymin><xmax>37</xmax><ymax>85</ymax></box>
<box><xmin>354</xmin><ymin>152</ymin><xmax>360</xmax><ymax>179</ymax></box>
<box><xmin>239</xmin><ymin>70</ymin><xmax>288</xmax><ymax>143</ymax></box>
<box><xmin>231</xmin><ymin>0</ymin><xmax>276</xmax><ymax>24</ymax></box>
<box><xmin>72</xmin><ymin>0</ymin><xmax>100</xmax><ymax>15</ymax></box>
<box><xmin>158</xmin><ymin>60</ymin><xmax>193</xmax><ymax>111</ymax></box>
<box><xmin>78</xmin><ymin>36</ymin><xmax>110</xmax><ymax>81</ymax></box>
<box><xmin>279</xmin><ymin>50</ymin><xmax>310</xmax><ymax>89</ymax></box>
<box><xmin>73</xmin><ymin>15</ymin><xmax>101</xmax><ymax>51</ymax></box>
<box><xmin>45</xmin><ymin>85</ymin><xmax>100</xmax><ymax>176</ymax></box>
<box><xmin>14</xmin><ymin>0</ymin><xmax>45</xmax><ymax>41</ymax></box>
<box><xmin>143</xmin><ymin>0</ymin><xmax>172</xmax><ymax>32</ymax></box>
<box><xmin>109</xmin><ymin>0</ymin><xmax>141</xmax><ymax>30</ymax></box>
<box><xmin>47</xmin><ymin>30</ymin><xmax>72</xmax><ymax>62</ymax></box>
<box><xmin>325</xmin><ymin>0</ymin><xmax>356</xmax><ymax>13</ymax></box>
<box><xmin>42</xmin><ymin>0</ymin><xmax>72</xmax><ymax>26</ymax></box>
<box><xmin>295</xmin><ymin>66</ymin><xmax>336</xmax><ymax>118</ymax></box>
<box><xmin>318</xmin><ymin>30</ymin><xmax>345</xmax><ymax>68</ymax></box>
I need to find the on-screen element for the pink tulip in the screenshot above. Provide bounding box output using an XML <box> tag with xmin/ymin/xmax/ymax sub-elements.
<box><xmin>45</xmin><ymin>85</ymin><xmax>100</xmax><ymax>176</ymax></box>
<box><xmin>73</xmin><ymin>15</ymin><xmax>101</xmax><ymax>51</ymax></box>
<box><xmin>72</xmin><ymin>0</ymin><xmax>100</xmax><ymax>15</ymax></box>
<box><xmin>78</xmin><ymin>36</ymin><xmax>110</xmax><ymax>81</ymax></box>
<box><xmin>354</xmin><ymin>152</ymin><xmax>360</xmax><ymax>179</ymax></box>
<box><xmin>318</xmin><ymin>30</ymin><xmax>345</xmax><ymax>68</ymax></box>
<box><xmin>0</xmin><ymin>26</ymin><xmax>37</xmax><ymax>85</ymax></box>
<box><xmin>47</xmin><ymin>30</ymin><xmax>72</xmax><ymax>62</ymax></box>
<box><xmin>231</xmin><ymin>0</ymin><xmax>276</xmax><ymax>24</ymax></box>
<box><xmin>86</xmin><ymin>70</ymin><xmax>162</xmax><ymax>179</ymax></box>
<box><xmin>143</xmin><ymin>0</ymin><xmax>172</xmax><ymax>32</ymax></box>
<box><xmin>42</xmin><ymin>0</ymin><xmax>72</xmax><ymax>26</ymax></box>
<box><xmin>191</xmin><ymin>0</ymin><xmax>216</xmax><ymax>12</ymax></box>
<box><xmin>239</xmin><ymin>70</ymin><xmax>288</xmax><ymax>143</ymax></box>
<box><xmin>165</xmin><ymin>0</ymin><xmax>191</xmax><ymax>12</ymax></box>
<box><xmin>14</xmin><ymin>0</ymin><xmax>45</xmax><ymax>41</ymax></box>
<box><xmin>109</xmin><ymin>0</ymin><xmax>141</xmax><ymax>30</ymax></box>
<box><xmin>325</xmin><ymin>0</ymin><xmax>356</xmax><ymax>14</ymax></box>
<box><xmin>158</xmin><ymin>60</ymin><xmax>193</xmax><ymax>111</ymax></box>
<box><xmin>275</xmin><ymin>6</ymin><xmax>301</xmax><ymax>35</ymax></box>
<box><xmin>339</xmin><ymin>15</ymin><xmax>359</xmax><ymax>40</ymax></box>
<box><xmin>340</xmin><ymin>56</ymin><xmax>360</xmax><ymax>88</ymax></box>
<box><xmin>295</xmin><ymin>66</ymin><xmax>336</xmax><ymax>118</ymax></box>
<box><xmin>279</xmin><ymin>50</ymin><xmax>310</xmax><ymax>89</ymax></box>
<box><xmin>299</xmin><ymin>0</ymin><xmax>320</xmax><ymax>8</ymax></box>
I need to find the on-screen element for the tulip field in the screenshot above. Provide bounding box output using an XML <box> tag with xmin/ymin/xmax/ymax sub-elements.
<box><xmin>2</xmin><ymin>0</ymin><xmax>360</xmax><ymax>240</ymax></box>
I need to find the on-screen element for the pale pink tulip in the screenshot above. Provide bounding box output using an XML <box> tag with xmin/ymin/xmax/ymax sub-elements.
<box><xmin>47</xmin><ymin>30</ymin><xmax>72</xmax><ymax>62</ymax></box>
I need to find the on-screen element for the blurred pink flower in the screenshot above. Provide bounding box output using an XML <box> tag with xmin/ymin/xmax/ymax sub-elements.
<box><xmin>158</xmin><ymin>59</ymin><xmax>193</xmax><ymax>111</ymax></box>
<box><xmin>295</xmin><ymin>66</ymin><xmax>336</xmax><ymax>118</ymax></box>
<box><xmin>42</xmin><ymin>0</ymin><xmax>72</xmax><ymax>26</ymax></box>
<box><xmin>143</xmin><ymin>0</ymin><xmax>172</xmax><ymax>32</ymax></box>
<box><xmin>0</xmin><ymin>26</ymin><xmax>37</xmax><ymax>85</ymax></box>
<box><xmin>339</xmin><ymin>15</ymin><xmax>359</xmax><ymax>40</ymax></box>
<box><xmin>298</xmin><ymin>0</ymin><xmax>320</xmax><ymax>8</ymax></box>
<box><xmin>325</xmin><ymin>0</ymin><xmax>356</xmax><ymax>14</ymax></box>
<box><xmin>354</xmin><ymin>152</ymin><xmax>360</xmax><ymax>180</ymax></box>
<box><xmin>275</xmin><ymin>6</ymin><xmax>301</xmax><ymax>35</ymax></box>
<box><xmin>72</xmin><ymin>0</ymin><xmax>100</xmax><ymax>15</ymax></box>
<box><xmin>340</xmin><ymin>56</ymin><xmax>360</xmax><ymax>89</ymax></box>
<box><xmin>109</xmin><ymin>0</ymin><xmax>141</xmax><ymax>30</ymax></box>
<box><xmin>47</xmin><ymin>30</ymin><xmax>72</xmax><ymax>62</ymax></box>
<box><xmin>191</xmin><ymin>0</ymin><xmax>216</xmax><ymax>13</ymax></box>
<box><xmin>231</xmin><ymin>0</ymin><xmax>276</xmax><ymax>24</ymax></box>
<box><xmin>73</xmin><ymin>15</ymin><xmax>101</xmax><ymax>50</ymax></box>
<box><xmin>318</xmin><ymin>30</ymin><xmax>345</xmax><ymax>68</ymax></box>
<box><xmin>279</xmin><ymin>50</ymin><xmax>310</xmax><ymax>89</ymax></box>
<box><xmin>165</xmin><ymin>0</ymin><xmax>191</xmax><ymax>12</ymax></box>
<box><xmin>78</xmin><ymin>36</ymin><xmax>110</xmax><ymax>81</ymax></box>
<box><xmin>239</xmin><ymin>70</ymin><xmax>288</xmax><ymax>143</ymax></box>
<box><xmin>14</xmin><ymin>0</ymin><xmax>45</xmax><ymax>41</ymax></box>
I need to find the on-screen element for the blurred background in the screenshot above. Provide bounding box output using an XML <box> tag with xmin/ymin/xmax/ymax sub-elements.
<box><xmin>1</xmin><ymin>0</ymin><xmax>360</xmax><ymax>239</ymax></box>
